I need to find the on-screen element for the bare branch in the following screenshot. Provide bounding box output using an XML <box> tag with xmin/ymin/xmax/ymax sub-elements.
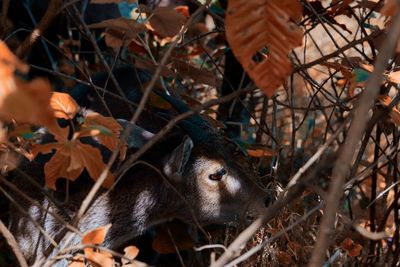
<box><xmin>308</xmin><ymin>11</ymin><xmax>400</xmax><ymax>267</ymax></box>
<box><xmin>0</xmin><ymin>220</ymin><xmax>28</xmax><ymax>267</ymax></box>
<box><xmin>16</xmin><ymin>0</ymin><xmax>62</xmax><ymax>59</ymax></box>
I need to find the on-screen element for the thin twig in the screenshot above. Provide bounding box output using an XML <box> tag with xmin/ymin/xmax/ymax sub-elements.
<box><xmin>210</xmin><ymin>119</ymin><xmax>345</xmax><ymax>267</ymax></box>
<box><xmin>37</xmin><ymin>3</ymin><xmax>210</xmax><ymax>265</ymax></box>
<box><xmin>16</xmin><ymin>0</ymin><xmax>62</xmax><ymax>59</ymax></box>
<box><xmin>0</xmin><ymin>219</ymin><xmax>29</xmax><ymax>267</ymax></box>
<box><xmin>308</xmin><ymin>10</ymin><xmax>400</xmax><ymax>267</ymax></box>
<box><xmin>225</xmin><ymin>203</ymin><xmax>323</xmax><ymax>267</ymax></box>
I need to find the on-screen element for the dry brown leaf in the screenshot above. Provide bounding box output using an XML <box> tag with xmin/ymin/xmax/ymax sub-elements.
<box><xmin>68</xmin><ymin>256</ymin><xmax>85</xmax><ymax>267</ymax></box>
<box><xmin>2</xmin><ymin>78</ymin><xmax>58</xmax><ymax>129</ymax></box>
<box><xmin>381</xmin><ymin>0</ymin><xmax>399</xmax><ymax>16</ymax></box>
<box><xmin>171</xmin><ymin>59</ymin><xmax>222</xmax><ymax>87</ymax></box>
<box><xmin>147</xmin><ymin>6</ymin><xmax>187</xmax><ymax>38</ymax></box>
<box><xmin>0</xmin><ymin>42</ymin><xmax>60</xmax><ymax>134</ymax></box>
<box><xmin>32</xmin><ymin>126</ymin><xmax>114</xmax><ymax>190</ymax></box>
<box><xmin>80</xmin><ymin>112</ymin><xmax>122</xmax><ymax>151</ymax></box>
<box><xmin>341</xmin><ymin>237</ymin><xmax>363</xmax><ymax>257</ymax></box>
<box><xmin>122</xmin><ymin>246</ymin><xmax>140</xmax><ymax>266</ymax></box>
<box><xmin>82</xmin><ymin>224</ymin><xmax>112</xmax><ymax>246</ymax></box>
<box><xmin>175</xmin><ymin>5</ymin><xmax>190</xmax><ymax>18</ymax></box>
<box><xmin>82</xmin><ymin>224</ymin><xmax>114</xmax><ymax>267</ymax></box>
<box><xmin>378</xmin><ymin>95</ymin><xmax>400</xmax><ymax>126</ymax></box>
<box><xmin>277</xmin><ymin>251</ymin><xmax>293</xmax><ymax>266</ymax></box>
<box><xmin>225</xmin><ymin>0</ymin><xmax>303</xmax><ymax>96</ymax></box>
<box><xmin>247</xmin><ymin>148</ymin><xmax>277</xmax><ymax>158</ymax></box>
<box><xmin>50</xmin><ymin>92</ymin><xmax>79</xmax><ymax>120</ymax></box>
<box><xmin>89</xmin><ymin>17</ymin><xmax>146</xmax><ymax>48</ymax></box>
<box><xmin>0</xmin><ymin>41</ymin><xmax>29</xmax><ymax>76</ymax></box>
<box><xmin>320</xmin><ymin>62</ymin><xmax>352</xmax><ymax>79</ymax></box>
<box><xmin>86</xmin><ymin>251</ymin><xmax>114</xmax><ymax>267</ymax></box>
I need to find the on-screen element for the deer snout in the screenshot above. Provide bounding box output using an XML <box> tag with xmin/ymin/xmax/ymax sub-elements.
<box><xmin>264</xmin><ymin>194</ymin><xmax>273</xmax><ymax>207</ymax></box>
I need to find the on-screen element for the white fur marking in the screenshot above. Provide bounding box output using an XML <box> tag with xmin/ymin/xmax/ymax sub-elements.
<box><xmin>226</xmin><ymin>176</ymin><xmax>242</xmax><ymax>194</ymax></box>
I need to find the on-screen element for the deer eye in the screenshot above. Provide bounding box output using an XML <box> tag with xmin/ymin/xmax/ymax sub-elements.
<box><xmin>209</xmin><ymin>169</ymin><xmax>226</xmax><ymax>181</ymax></box>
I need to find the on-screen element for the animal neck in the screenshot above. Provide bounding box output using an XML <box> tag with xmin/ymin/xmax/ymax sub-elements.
<box><xmin>79</xmin><ymin>167</ymin><xmax>187</xmax><ymax>248</ymax></box>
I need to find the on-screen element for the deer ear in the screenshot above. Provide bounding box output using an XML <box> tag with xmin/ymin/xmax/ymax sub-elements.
<box><xmin>163</xmin><ymin>136</ymin><xmax>194</xmax><ymax>180</ymax></box>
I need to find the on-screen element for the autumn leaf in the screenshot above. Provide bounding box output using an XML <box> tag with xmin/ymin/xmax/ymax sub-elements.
<box><xmin>89</xmin><ymin>17</ymin><xmax>146</xmax><ymax>48</ymax></box>
<box><xmin>68</xmin><ymin>256</ymin><xmax>85</xmax><ymax>267</ymax></box>
<box><xmin>225</xmin><ymin>0</ymin><xmax>303</xmax><ymax>96</ymax></box>
<box><xmin>147</xmin><ymin>6</ymin><xmax>187</xmax><ymax>38</ymax></box>
<box><xmin>378</xmin><ymin>95</ymin><xmax>400</xmax><ymax>126</ymax></box>
<box><xmin>277</xmin><ymin>251</ymin><xmax>293</xmax><ymax>266</ymax></box>
<box><xmin>171</xmin><ymin>59</ymin><xmax>222</xmax><ymax>88</ymax></box>
<box><xmin>247</xmin><ymin>148</ymin><xmax>277</xmax><ymax>158</ymax></box>
<box><xmin>32</xmin><ymin>126</ymin><xmax>114</xmax><ymax>190</ymax></box>
<box><xmin>0</xmin><ymin>41</ymin><xmax>29</xmax><ymax>77</ymax></box>
<box><xmin>380</xmin><ymin>0</ymin><xmax>399</xmax><ymax>16</ymax></box>
<box><xmin>243</xmin><ymin>143</ymin><xmax>277</xmax><ymax>158</ymax></box>
<box><xmin>121</xmin><ymin>246</ymin><xmax>140</xmax><ymax>266</ymax></box>
<box><xmin>50</xmin><ymin>92</ymin><xmax>79</xmax><ymax>120</ymax></box>
<box><xmin>175</xmin><ymin>5</ymin><xmax>190</xmax><ymax>18</ymax></box>
<box><xmin>80</xmin><ymin>112</ymin><xmax>122</xmax><ymax>151</ymax></box>
<box><xmin>0</xmin><ymin>41</ymin><xmax>58</xmax><ymax>132</ymax></box>
<box><xmin>82</xmin><ymin>224</ymin><xmax>112</xmax><ymax>246</ymax></box>
<box><xmin>341</xmin><ymin>237</ymin><xmax>363</xmax><ymax>257</ymax></box>
<box><xmin>82</xmin><ymin>224</ymin><xmax>114</xmax><ymax>267</ymax></box>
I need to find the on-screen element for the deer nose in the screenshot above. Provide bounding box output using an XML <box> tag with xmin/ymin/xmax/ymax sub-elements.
<box><xmin>264</xmin><ymin>195</ymin><xmax>272</xmax><ymax>207</ymax></box>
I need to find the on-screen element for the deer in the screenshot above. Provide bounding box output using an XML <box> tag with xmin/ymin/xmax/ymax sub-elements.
<box><xmin>7</xmin><ymin>67</ymin><xmax>269</xmax><ymax>266</ymax></box>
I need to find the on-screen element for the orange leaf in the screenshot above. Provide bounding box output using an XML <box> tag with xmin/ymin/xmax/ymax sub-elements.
<box><xmin>0</xmin><ymin>78</ymin><xmax>55</xmax><ymax>127</ymax></box>
<box><xmin>175</xmin><ymin>5</ymin><xmax>190</xmax><ymax>17</ymax></box>
<box><xmin>0</xmin><ymin>41</ymin><xmax>29</xmax><ymax>76</ymax></box>
<box><xmin>82</xmin><ymin>225</ymin><xmax>114</xmax><ymax>267</ymax></box>
<box><xmin>43</xmin><ymin>144</ymin><xmax>84</xmax><ymax>190</ymax></box>
<box><xmin>85</xmin><ymin>251</ymin><xmax>114</xmax><ymax>267</ymax></box>
<box><xmin>31</xmin><ymin>142</ymin><xmax>61</xmax><ymax>158</ymax></box>
<box><xmin>341</xmin><ymin>237</ymin><xmax>363</xmax><ymax>257</ymax></box>
<box><xmin>247</xmin><ymin>148</ymin><xmax>277</xmax><ymax>158</ymax></box>
<box><xmin>0</xmin><ymin>42</ymin><xmax>54</xmax><ymax>127</ymax></box>
<box><xmin>68</xmin><ymin>256</ymin><xmax>85</xmax><ymax>267</ymax></box>
<box><xmin>82</xmin><ymin>224</ymin><xmax>112</xmax><ymax>246</ymax></box>
<box><xmin>50</xmin><ymin>92</ymin><xmax>79</xmax><ymax>120</ymax></box>
<box><xmin>76</xmin><ymin>142</ymin><xmax>115</xmax><ymax>188</ymax></box>
<box><xmin>225</xmin><ymin>0</ymin><xmax>303</xmax><ymax>96</ymax></box>
<box><xmin>122</xmin><ymin>246</ymin><xmax>140</xmax><ymax>266</ymax></box>
<box><xmin>80</xmin><ymin>112</ymin><xmax>122</xmax><ymax>151</ymax></box>
<box><xmin>35</xmin><ymin>131</ymin><xmax>114</xmax><ymax>189</ymax></box>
